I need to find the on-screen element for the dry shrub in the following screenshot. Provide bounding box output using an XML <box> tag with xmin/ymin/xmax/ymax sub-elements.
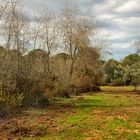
<box><xmin>71</xmin><ymin>76</ymin><xmax>92</xmax><ymax>94</ymax></box>
<box><xmin>53</xmin><ymin>81</ymin><xmax>70</xmax><ymax>98</ymax></box>
<box><xmin>0</xmin><ymin>91</ymin><xmax>24</xmax><ymax>117</ymax></box>
<box><xmin>71</xmin><ymin>75</ymin><xmax>101</xmax><ymax>94</ymax></box>
<box><xmin>22</xmin><ymin>80</ymin><xmax>49</xmax><ymax>107</ymax></box>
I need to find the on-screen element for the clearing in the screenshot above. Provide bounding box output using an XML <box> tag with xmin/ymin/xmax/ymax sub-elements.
<box><xmin>0</xmin><ymin>86</ymin><xmax>140</xmax><ymax>140</ymax></box>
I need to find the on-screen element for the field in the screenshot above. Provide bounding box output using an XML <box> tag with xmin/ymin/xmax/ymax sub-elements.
<box><xmin>101</xmin><ymin>86</ymin><xmax>140</xmax><ymax>92</ymax></box>
<box><xmin>0</xmin><ymin>86</ymin><xmax>140</xmax><ymax>140</ymax></box>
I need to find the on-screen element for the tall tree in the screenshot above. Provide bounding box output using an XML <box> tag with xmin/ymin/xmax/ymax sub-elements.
<box><xmin>131</xmin><ymin>62</ymin><xmax>140</xmax><ymax>91</ymax></box>
<box><xmin>78</xmin><ymin>47</ymin><xmax>102</xmax><ymax>90</ymax></box>
<box><xmin>0</xmin><ymin>0</ymin><xmax>30</xmax><ymax>94</ymax></box>
<box><xmin>59</xmin><ymin>4</ymin><xmax>96</xmax><ymax>82</ymax></box>
<box><xmin>40</xmin><ymin>8</ymin><xmax>57</xmax><ymax>73</ymax></box>
<box><xmin>1</xmin><ymin>0</ymin><xmax>30</xmax><ymax>51</ymax></box>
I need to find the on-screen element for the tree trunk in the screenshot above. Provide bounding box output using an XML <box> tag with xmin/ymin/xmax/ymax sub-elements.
<box><xmin>69</xmin><ymin>60</ymin><xmax>74</xmax><ymax>82</ymax></box>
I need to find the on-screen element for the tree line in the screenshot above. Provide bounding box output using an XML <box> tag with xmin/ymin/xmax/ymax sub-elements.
<box><xmin>103</xmin><ymin>53</ymin><xmax>140</xmax><ymax>90</ymax></box>
<box><xmin>0</xmin><ymin>0</ymin><xmax>104</xmax><ymax>116</ymax></box>
<box><xmin>0</xmin><ymin>0</ymin><xmax>139</xmax><ymax>117</ymax></box>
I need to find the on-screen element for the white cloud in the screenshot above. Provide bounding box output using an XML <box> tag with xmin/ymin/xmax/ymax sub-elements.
<box><xmin>115</xmin><ymin>0</ymin><xmax>140</xmax><ymax>13</ymax></box>
<box><xmin>113</xmin><ymin>17</ymin><xmax>140</xmax><ymax>27</ymax></box>
<box><xmin>101</xmin><ymin>29</ymin><xmax>126</xmax><ymax>41</ymax></box>
<box><xmin>6</xmin><ymin>0</ymin><xmax>140</xmax><ymax>59</ymax></box>
<box><xmin>97</xmin><ymin>14</ymin><xmax>115</xmax><ymax>20</ymax></box>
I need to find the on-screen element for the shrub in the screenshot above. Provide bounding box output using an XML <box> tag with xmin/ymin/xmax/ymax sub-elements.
<box><xmin>91</xmin><ymin>86</ymin><xmax>101</xmax><ymax>91</ymax></box>
<box><xmin>71</xmin><ymin>76</ymin><xmax>91</xmax><ymax>94</ymax></box>
<box><xmin>37</xmin><ymin>97</ymin><xmax>49</xmax><ymax>108</ymax></box>
<box><xmin>71</xmin><ymin>76</ymin><xmax>101</xmax><ymax>94</ymax></box>
<box><xmin>58</xmin><ymin>90</ymin><xmax>70</xmax><ymax>98</ymax></box>
<box><xmin>53</xmin><ymin>82</ymin><xmax>70</xmax><ymax>98</ymax></box>
<box><xmin>0</xmin><ymin>91</ymin><xmax>24</xmax><ymax>117</ymax></box>
<box><xmin>70</xmin><ymin>84</ymin><xmax>90</xmax><ymax>95</ymax></box>
<box><xmin>0</xmin><ymin>102</ymin><xmax>5</xmax><ymax>117</ymax></box>
<box><xmin>111</xmin><ymin>78</ymin><xmax>124</xmax><ymax>86</ymax></box>
<box><xmin>22</xmin><ymin>80</ymin><xmax>46</xmax><ymax>107</ymax></box>
<box><xmin>55</xmin><ymin>87</ymin><xmax>70</xmax><ymax>98</ymax></box>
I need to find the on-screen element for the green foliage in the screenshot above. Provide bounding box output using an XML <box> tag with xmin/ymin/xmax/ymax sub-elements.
<box><xmin>111</xmin><ymin>78</ymin><xmax>124</xmax><ymax>86</ymax></box>
<box><xmin>104</xmin><ymin>54</ymin><xmax>140</xmax><ymax>87</ymax></box>
<box><xmin>122</xmin><ymin>54</ymin><xmax>140</xmax><ymax>66</ymax></box>
<box><xmin>103</xmin><ymin>59</ymin><xmax>119</xmax><ymax>84</ymax></box>
<box><xmin>130</xmin><ymin>62</ymin><xmax>140</xmax><ymax>90</ymax></box>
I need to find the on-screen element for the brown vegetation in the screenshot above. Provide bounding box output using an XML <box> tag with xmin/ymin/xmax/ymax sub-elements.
<box><xmin>0</xmin><ymin>0</ymin><xmax>103</xmax><ymax>117</ymax></box>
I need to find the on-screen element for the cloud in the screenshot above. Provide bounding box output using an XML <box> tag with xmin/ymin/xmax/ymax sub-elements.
<box><xmin>22</xmin><ymin>0</ymin><xmax>140</xmax><ymax>60</ymax></box>
<box><xmin>113</xmin><ymin>17</ymin><xmax>140</xmax><ymax>27</ymax></box>
<box><xmin>115</xmin><ymin>0</ymin><xmax>140</xmax><ymax>14</ymax></box>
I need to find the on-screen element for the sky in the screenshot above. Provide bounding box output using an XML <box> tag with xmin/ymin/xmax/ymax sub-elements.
<box><xmin>23</xmin><ymin>0</ymin><xmax>140</xmax><ymax>60</ymax></box>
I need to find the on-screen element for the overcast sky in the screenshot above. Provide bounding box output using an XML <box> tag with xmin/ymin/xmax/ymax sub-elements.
<box><xmin>23</xmin><ymin>0</ymin><xmax>140</xmax><ymax>60</ymax></box>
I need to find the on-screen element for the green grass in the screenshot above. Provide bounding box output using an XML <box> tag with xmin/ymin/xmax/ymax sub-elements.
<box><xmin>101</xmin><ymin>86</ymin><xmax>140</xmax><ymax>91</ymax></box>
<box><xmin>22</xmin><ymin>88</ymin><xmax>140</xmax><ymax>140</ymax></box>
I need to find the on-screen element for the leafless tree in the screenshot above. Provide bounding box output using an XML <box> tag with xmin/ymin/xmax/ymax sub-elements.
<box><xmin>39</xmin><ymin>8</ymin><xmax>58</xmax><ymax>73</ymax></box>
<box><xmin>59</xmin><ymin>4</ymin><xmax>96</xmax><ymax>82</ymax></box>
<box><xmin>0</xmin><ymin>0</ymin><xmax>9</xmax><ymax>20</ymax></box>
<box><xmin>0</xmin><ymin>0</ymin><xmax>30</xmax><ymax>94</ymax></box>
<box><xmin>1</xmin><ymin>0</ymin><xmax>30</xmax><ymax>52</ymax></box>
<box><xmin>30</xmin><ymin>14</ymin><xmax>42</xmax><ymax>50</ymax></box>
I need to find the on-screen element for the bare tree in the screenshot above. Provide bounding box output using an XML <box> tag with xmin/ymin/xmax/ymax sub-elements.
<box><xmin>30</xmin><ymin>15</ymin><xmax>42</xmax><ymax>50</ymax></box>
<box><xmin>0</xmin><ymin>0</ymin><xmax>30</xmax><ymax>94</ymax></box>
<box><xmin>40</xmin><ymin>8</ymin><xmax>58</xmax><ymax>73</ymax></box>
<box><xmin>1</xmin><ymin>0</ymin><xmax>30</xmax><ymax>51</ymax></box>
<box><xmin>59</xmin><ymin>4</ymin><xmax>96</xmax><ymax>82</ymax></box>
<box><xmin>0</xmin><ymin>0</ymin><xmax>9</xmax><ymax>20</ymax></box>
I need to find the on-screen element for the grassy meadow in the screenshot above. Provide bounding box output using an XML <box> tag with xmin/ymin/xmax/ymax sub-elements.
<box><xmin>0</xmin><ymin>86</ymin><xmax>139</xmax><ymax>140</ymax></box>
<box><xmin>0</xmin><ymin>1</ymin><xmax>140</xmax><ymax>140</ymax></box>
<box><xmin>101</xmin><ymin>86</ymin><xmax>140</xmax><ymax>92</ymax></box>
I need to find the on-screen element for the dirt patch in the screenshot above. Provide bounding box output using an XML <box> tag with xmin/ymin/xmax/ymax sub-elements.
<box><xmin>0</xmin><ymin>104</ymin><xmax>75</xmax><ymax>139</ymax></box>
<box><xmin>0</xmin><ymin>117</ymin><xmax>48</xmax><ymax>139</ymax></box>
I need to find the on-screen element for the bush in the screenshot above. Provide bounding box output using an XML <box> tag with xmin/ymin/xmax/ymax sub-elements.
<box><xmin>55</xmin><ymin>87</ymin><xmax>70</xmax><ymax>98</ymax></box>
<box><xmin>70</xmin><ymin>84</ymin><xmax>90</xmax><ymax>95</ymax></box>
<box><xmin>0</xmin><ymin>102</ymin><xmax>5</xmax><ymax>117</ymax></box>
<box><xmin>91</xmin><ymin>86</ymin><xmax>101</xmax><ymax>91</ymax></box>
<box><xmin>58</xmin><ymin>90</ymin><xmax>70</xmax><ymax>98</ymax></box>
<box><xmin>70</xmin><ymin>76</ymin><xmax>101</xmax><ymax>94</ymax></box>
<box><xmin>37</xmin><ymin>97</ymin><xmax>49</xmax><ymax>108</ymax></box>
<box><xmin>53</xmin><ymin>82</ymin><xmax>70</xmax><ymax>98</ymax></box>
<box><xmin>0</xmin><ymin>91</ymin><xmax>24</xmax><ymax>117</ymax></box>
<box><xmin>71</xmin><ymin>76</ymin><xmax>91</xmax><ymax>94</ymax></box>
<box><xmin>23</xmin><ymin>81</ymin><xmax>46</xmax><ymax>107</ymax></box>
<box><xmin>111</xmin><ymin>78</ymin><xmax>124</xmax><ymax>86</ymax></box>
